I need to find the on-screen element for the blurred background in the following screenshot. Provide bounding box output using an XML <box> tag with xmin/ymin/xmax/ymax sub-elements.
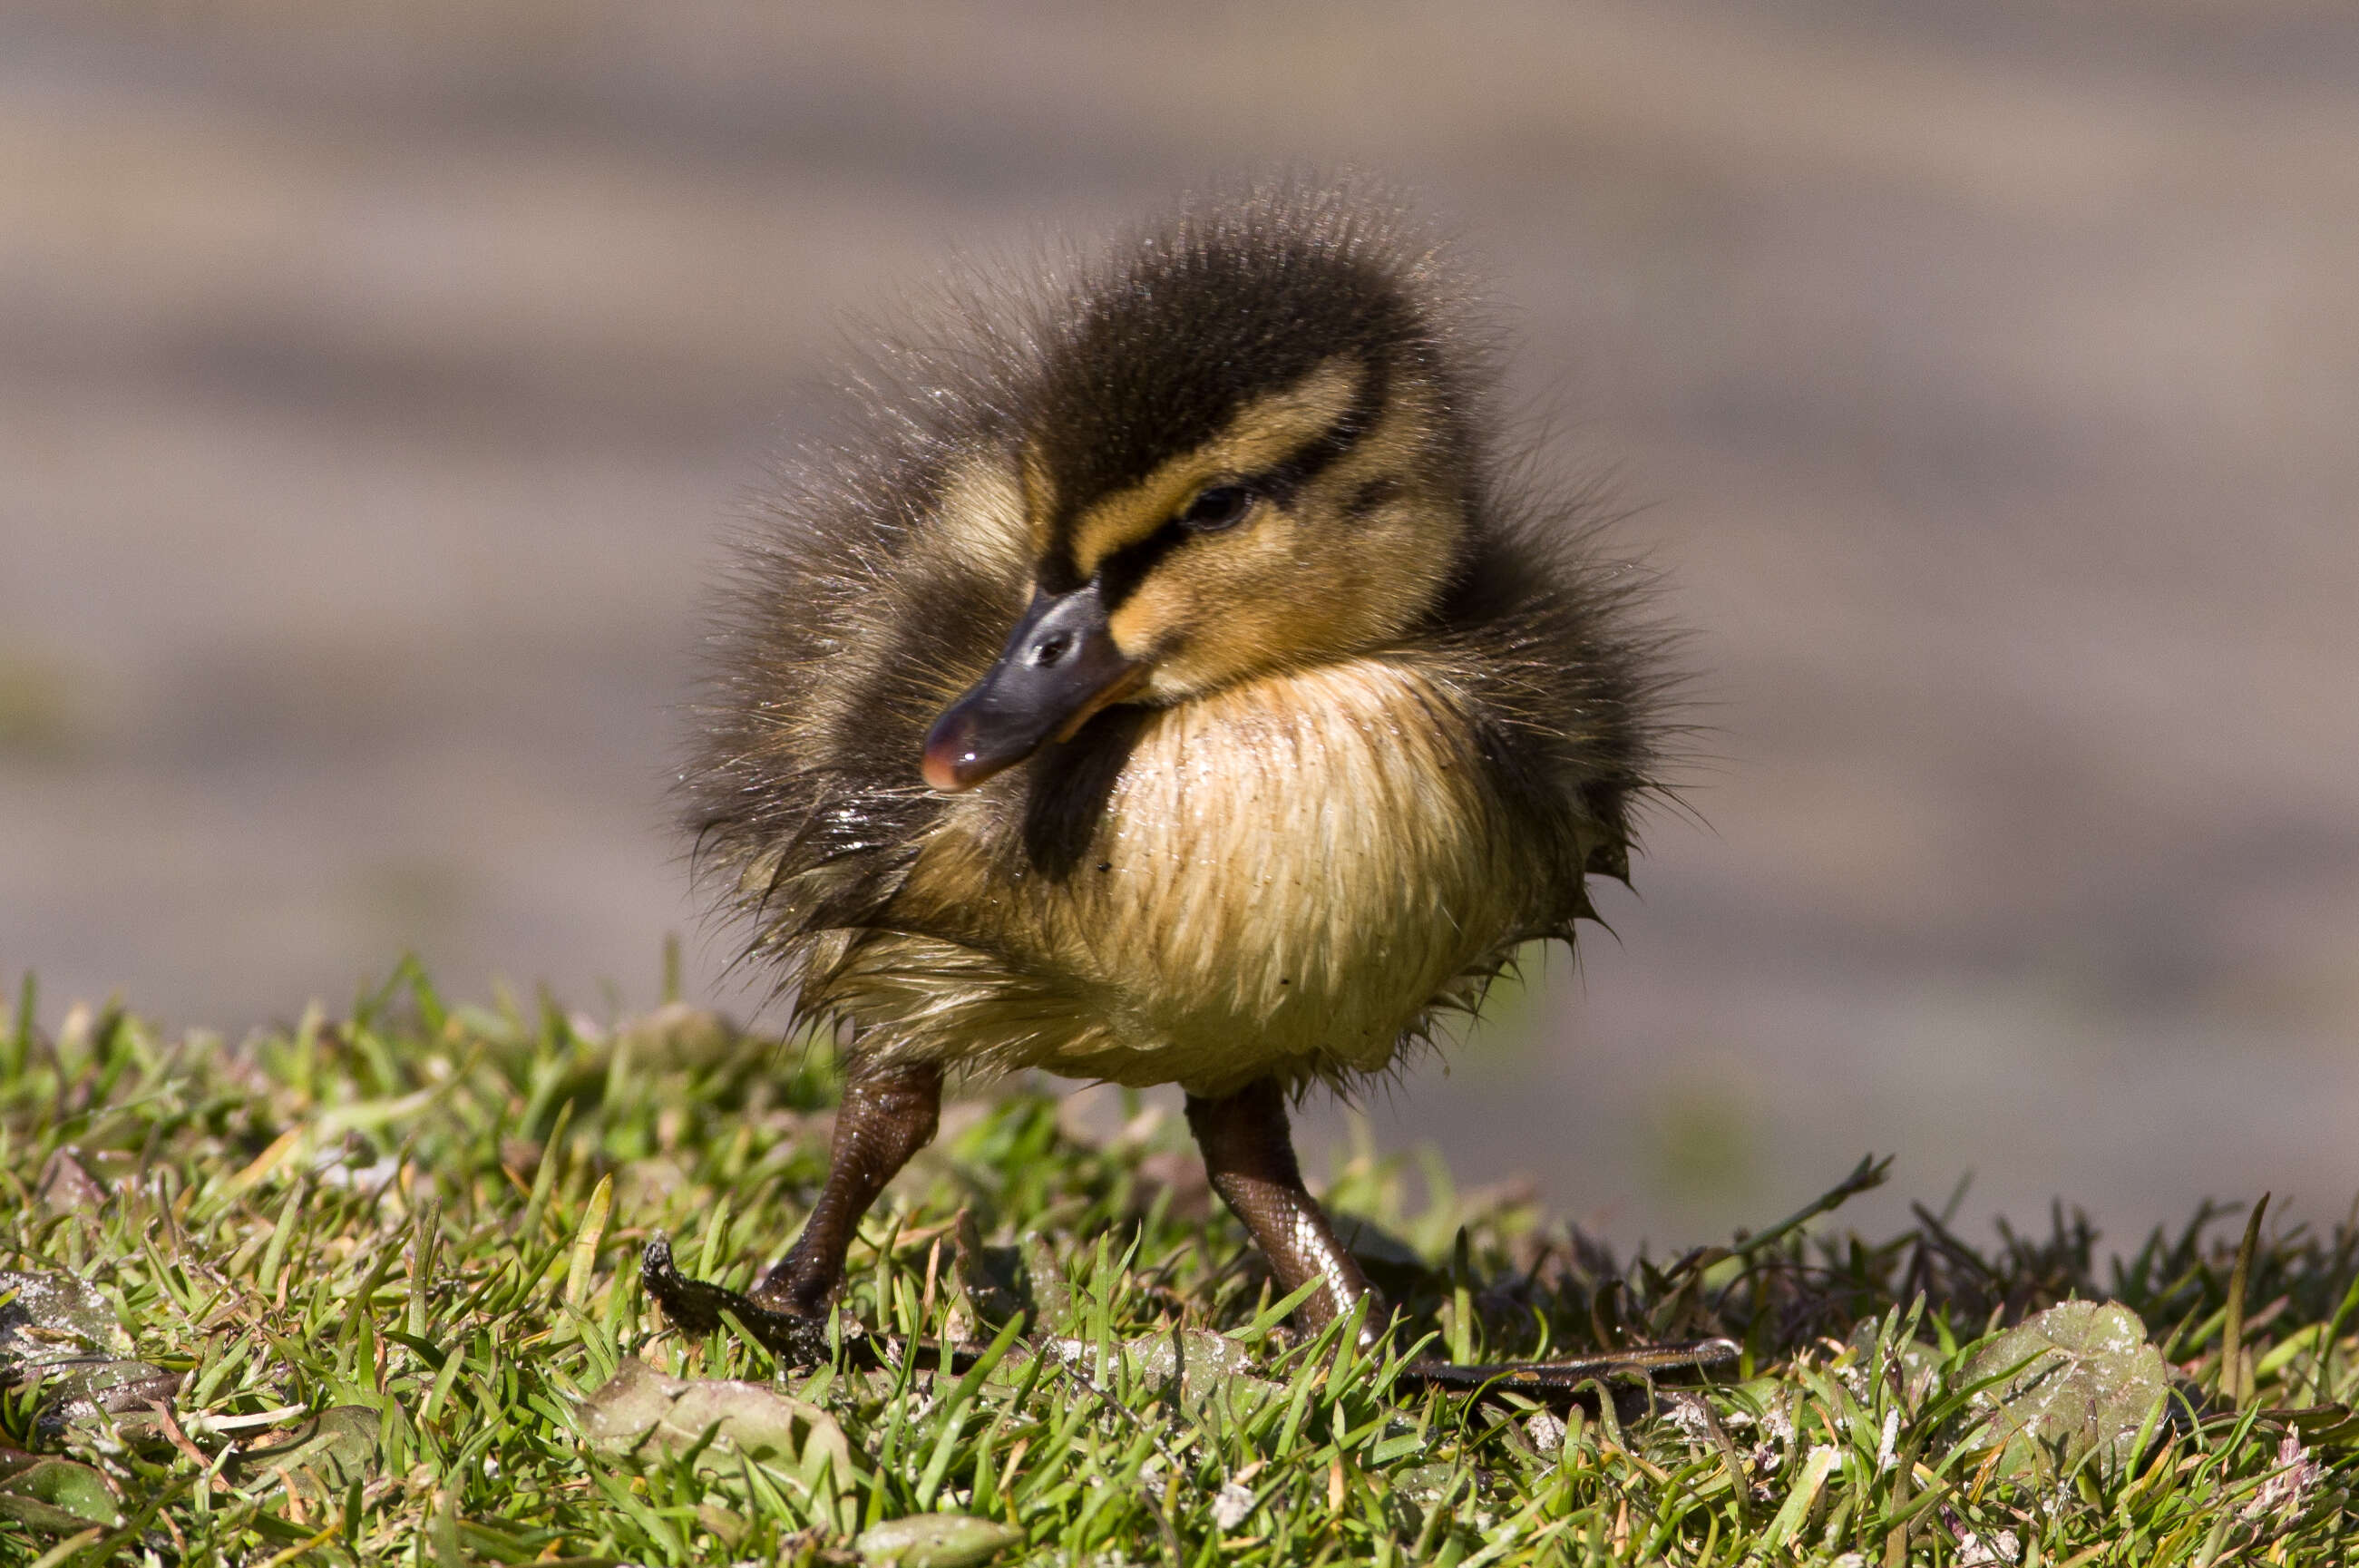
<box><xmin>5</xmin><ymin>0</ymin><xmax>2355</xmax><ymax>1252</ymax></box>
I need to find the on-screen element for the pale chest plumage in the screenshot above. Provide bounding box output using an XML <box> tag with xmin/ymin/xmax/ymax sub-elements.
<box><xmin>822</xmin><ymin>657</ymin><xmax>1568</xmax><ymax>1095</ymax></box>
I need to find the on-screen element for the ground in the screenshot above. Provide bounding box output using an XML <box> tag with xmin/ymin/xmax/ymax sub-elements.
<box><xmin>2</xmin><ymin>965</ymin><xmax>2354</xmax><ymax>1565</ymax></box>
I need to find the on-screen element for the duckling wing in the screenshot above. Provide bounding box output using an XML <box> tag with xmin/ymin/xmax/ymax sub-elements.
<box><xmin>1419</xmin><ymin>498</ymin><xmax>1673</xmax><ymax>914</ymax></box>
<box><xmin>686</xmin><ymin>433</ymin><xmax>1033</xmax><ymax>998</ymax></box>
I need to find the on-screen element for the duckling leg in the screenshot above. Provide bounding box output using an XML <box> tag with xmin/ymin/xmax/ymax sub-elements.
<box><xmin>1184</xmin><ymin>1077</ymin><xmax>1744</xmax><ymax>1404</ymax></box>
<box><xmin>1184</xmin><ymin>1077</ymin><xmax>1383</xmax><ymax>1346</ymax></box>
<box><xmin>747</xmin><ymin>1058</ymin><xmax>943</xmax><ymax>1317</ymax></box>
<box><xmin>638</xmin><ymin>1057</ymin><xmax>973</xmax><ymax>1370</ymax></box>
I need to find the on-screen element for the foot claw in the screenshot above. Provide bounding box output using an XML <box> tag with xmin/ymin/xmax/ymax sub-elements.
<box><xmin>639</xmin><ymin>1234</ymin><xmax>869</xmax><ymax>1368</ymax></box>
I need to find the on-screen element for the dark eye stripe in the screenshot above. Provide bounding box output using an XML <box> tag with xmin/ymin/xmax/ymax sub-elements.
<box><xmin>1058</xmin><ymin>356</ymin><xmax>1391</xmax><ymax>601</ymax></box>
<box><xmin>1093</xmin><ymin>522</ymin><xmax>1188</xmax><ymax>609</ymax></box>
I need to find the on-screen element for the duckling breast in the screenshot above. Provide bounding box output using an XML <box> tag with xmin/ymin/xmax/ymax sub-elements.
<box><xmin>857</xmin><ymin>657</ymin><xmax>1579</xmax><ymax>1095</ymax></box>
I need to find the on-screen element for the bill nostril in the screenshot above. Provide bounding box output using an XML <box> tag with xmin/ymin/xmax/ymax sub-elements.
<box><xmin>1034</xmin><ymin>632</ymin><xmax>1071</xmax><ymax>667</ymax></box>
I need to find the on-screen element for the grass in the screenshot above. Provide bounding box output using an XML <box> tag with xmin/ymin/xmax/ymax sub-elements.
<box><xmin>1</xmin><ymin>959</ymin><xmax>2354</xmax><ymax>1566</ymax></box>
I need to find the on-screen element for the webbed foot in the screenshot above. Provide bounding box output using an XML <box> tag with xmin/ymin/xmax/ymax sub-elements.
<box><xmin>640</xmin><ymin>1234</ymin><xmax>995</xmax><ymax>1374</ymax></box>
<box><xmin>1397</xmin><ymin>1336</ymin><xmax>1740</xmax><ymax>1401</ymax></box>
<box><xmin>639</xmin><ymin>1233</ymin><xmax>873</xmax><ymax>1368</ymax></box>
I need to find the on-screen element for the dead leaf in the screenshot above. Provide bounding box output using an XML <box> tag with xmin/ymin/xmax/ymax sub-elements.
<box><xmin>0</xmin><ymin>1271</ymin><xmax>180</xmax><ymax>1440</ymax></box>
<box><xmin>229</xmin><ymin>1406</ymin><xmax>381</xmax><ymax>1505</ymax></box>
<box><xmin>33</xmin><ymin>1151</ymin><xmax>104</xmax><ymax>1215</ymax></box>
<box><xmin>1962</xmin><ymin>1300</ymin><xmax>2169</xmax><ymax>1478</ymax></box>
<box><xmin>578</xmin><ymin>1356</ymin><xmax>864</xmax><ymax>1488</ymax></box>
<box><xmin>0</xmin><ymin>1454</ymin><xmax>122</xmax><ymax>1533</ymax></box>
<box><xmin>854</xmin><ymin>1513</ymin><xmax>1022</xmax><ymax>1566</ymax></box>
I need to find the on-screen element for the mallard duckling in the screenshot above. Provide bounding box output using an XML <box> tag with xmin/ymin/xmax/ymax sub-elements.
<box><xmin>654</xmin><ymin>180</ymin><xmax>1678</xmax><ymax>1378</ymax></box>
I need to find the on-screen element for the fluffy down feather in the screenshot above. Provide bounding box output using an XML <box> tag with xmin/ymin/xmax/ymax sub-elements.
<box><xmin>685</xmin><ymin>179</ymin><xmax>1669</xmax><ymax>1095</ymax></box>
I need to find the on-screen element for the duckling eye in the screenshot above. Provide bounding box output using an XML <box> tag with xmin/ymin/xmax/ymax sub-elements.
<box><xmin>1176</xmin><ymin>483</ymin><xmax>1253</xmax><ymax>533</ymax></box>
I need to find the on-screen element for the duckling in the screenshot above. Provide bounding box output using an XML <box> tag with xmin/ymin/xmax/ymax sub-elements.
<box><xmin>650</xmin><ymin>179</ymin><xmax>1690</xmax><ymax>1383</ymax></box>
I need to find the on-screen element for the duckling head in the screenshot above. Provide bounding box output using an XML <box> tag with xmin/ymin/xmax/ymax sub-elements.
<box><xmin>921</xmin><ymin>197</ymin><xmax>1483</xmax><ymax>793</ymax></box>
